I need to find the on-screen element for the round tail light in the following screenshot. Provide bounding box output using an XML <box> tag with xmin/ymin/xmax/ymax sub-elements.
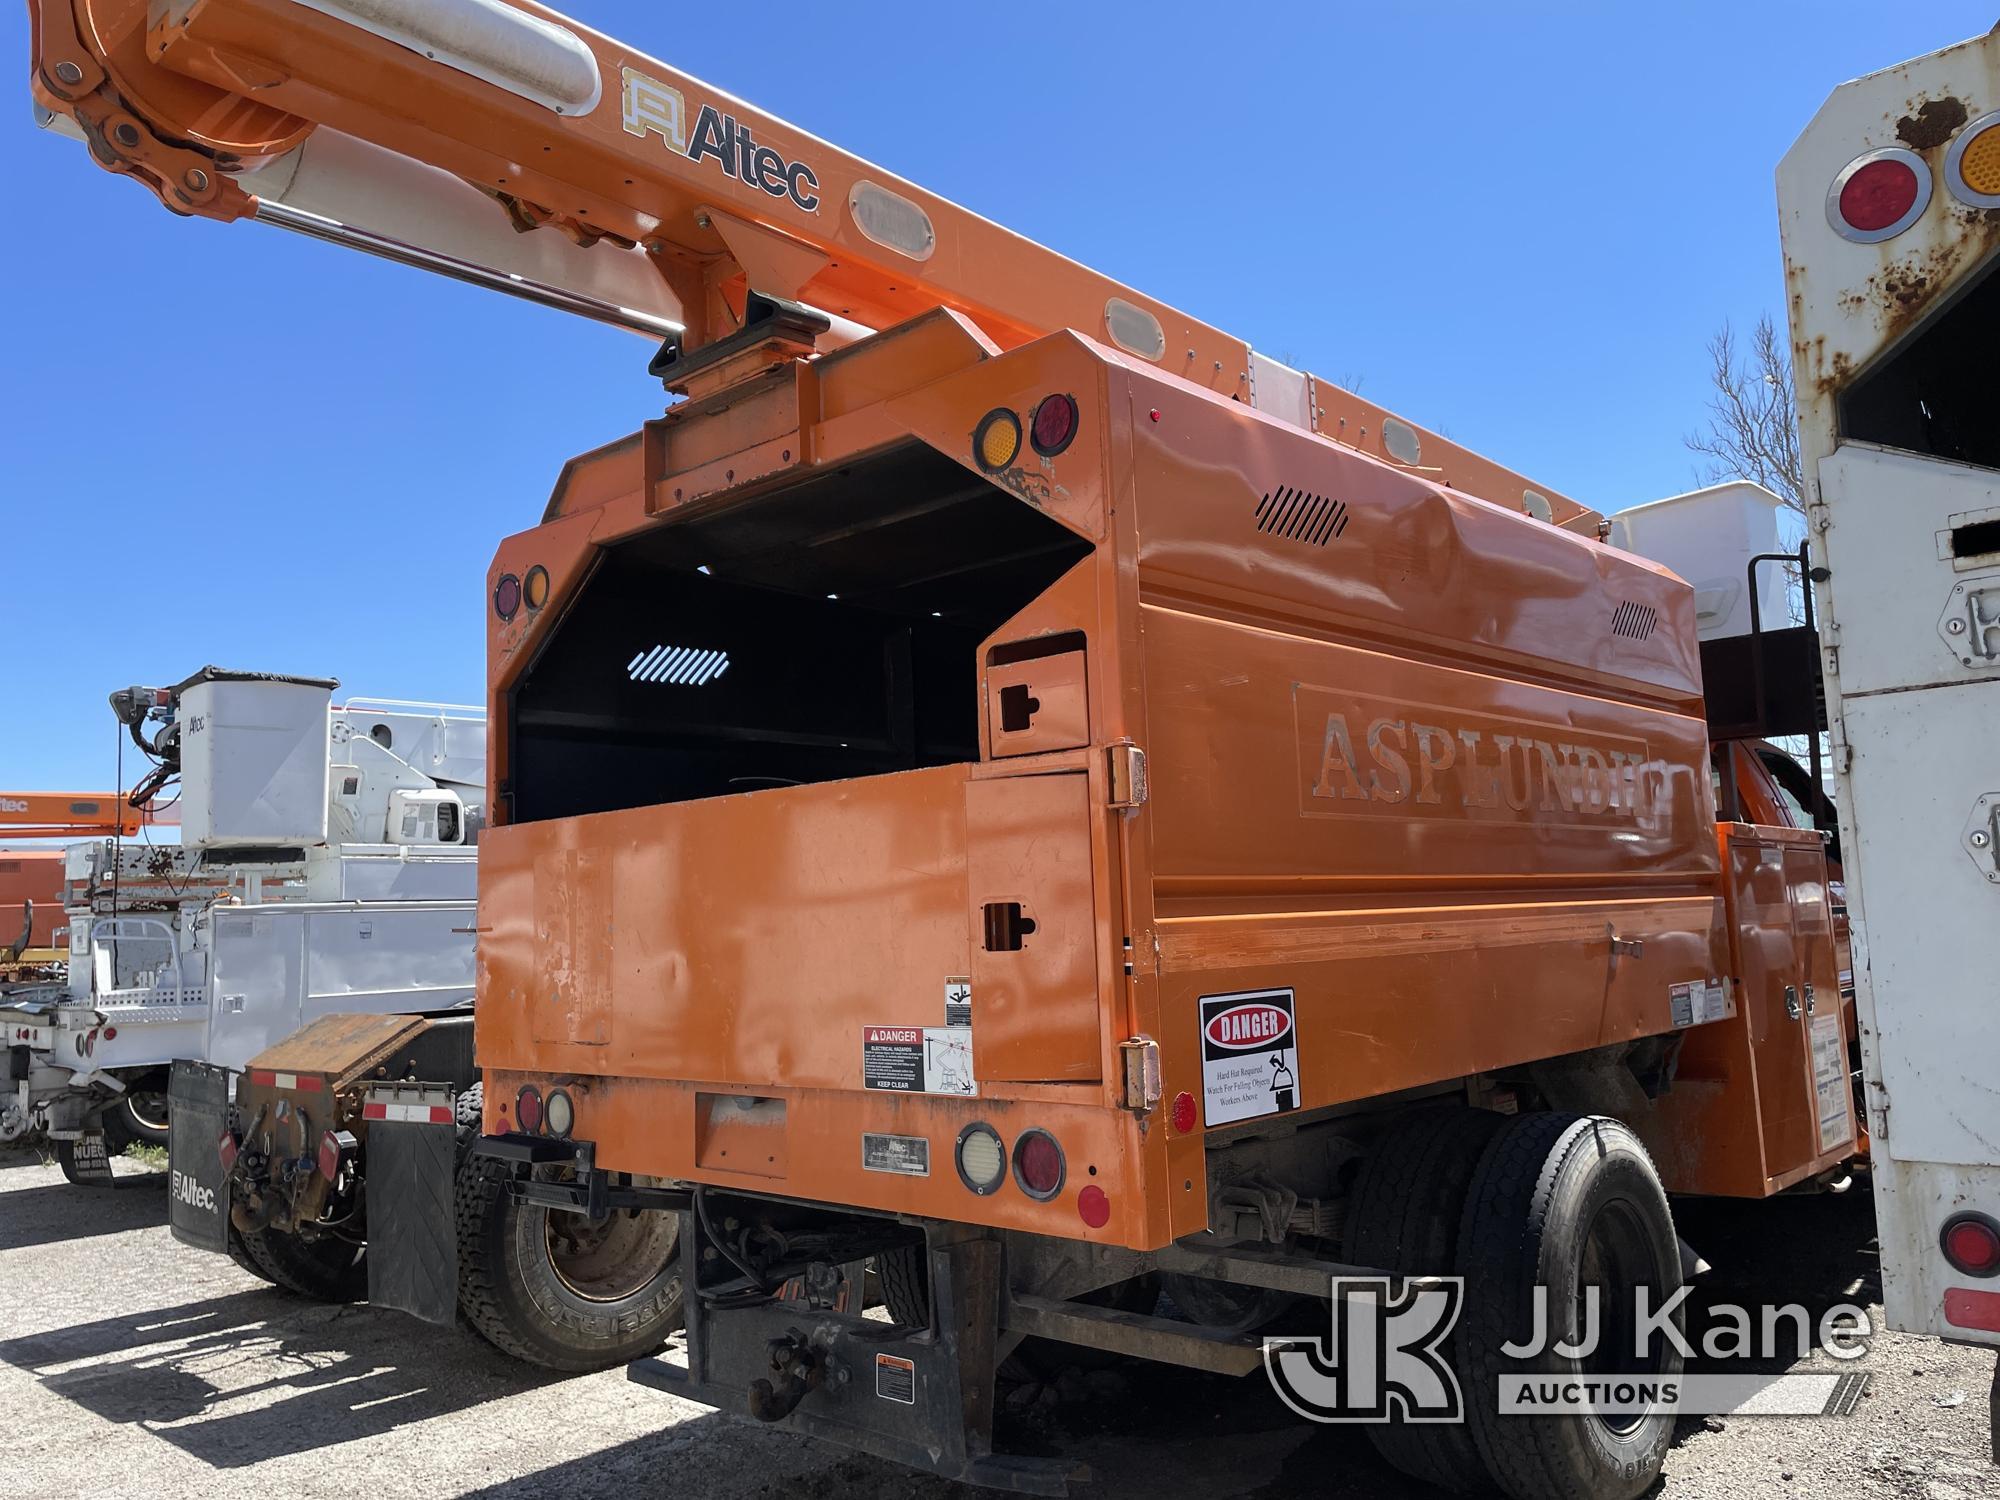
<box><xmin>1030</xmin><ymin>393</ymin><xmax>1078</xmax><ymax>457</ymax></box>
<box><xmin>1942</xmin><ymin>1213</ymin><xmax>2000</xmax><ymax>1278</ymax></box>
<box><xmin>1012</xmin><ymin>1128</ymin><xmax>1066</xmax><ymax>1201</ymax></box>
<box><xmin>955</xmin><ymin>1122</ymin><xmax>1006</xmax><ymax>1195</ymax></box>
<box><xmin>544</xmin><ymin>1088</ymin><xmax>574</xmax><ymax>1138</ymax></box>
<box><xmin>493</xmin><ymin>572</ymin><xmax>522</xmax><ymax>620</ymax></box>
<box><xmin>515</xmin><ymin>1084</ymin><xmax>543</xmax><ymax>1134</ymax></box>
<box><xmin>1827</xmin><ymin>148</ymin><xmax>1930</xmax><ymax>243</ymax></box>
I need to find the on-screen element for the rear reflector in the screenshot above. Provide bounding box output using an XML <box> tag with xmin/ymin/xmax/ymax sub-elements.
<box><xmin>1943</xmin><ymin>1286</ymin><xmax>2000</xmax><ymax>1333</ymax></box>
<box><xmin>1077</xmin><ymin>1184</ymin><xmax>1110</xmax><ymax>1229</ymax></box>
<box><xmin>1946</xmin><ymin>111</ymin><xmax>2000</xmax><ymax>208</ymax></box>
<box><xmin>361</xmin><ymin>1100</ymin><xmax>454</xmax><ymax>1124</ymax></box>
<box><xmin>245</xmin><ymin>1069</ymin><xmax>324</xmax><ymax>1092</ymax></box>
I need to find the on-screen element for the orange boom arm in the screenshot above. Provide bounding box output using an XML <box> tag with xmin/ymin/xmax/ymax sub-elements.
<box><xmin>27</xmin><ymin>0</ymin><xmax>1599</xmax><ymax>530</ymax></box>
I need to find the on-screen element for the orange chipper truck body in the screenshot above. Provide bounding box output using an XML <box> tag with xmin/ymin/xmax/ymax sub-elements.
<box><xmin>476</xmin><ymin>309</ymin><xmax>1738</xmax><ymax>1253</ymax></box>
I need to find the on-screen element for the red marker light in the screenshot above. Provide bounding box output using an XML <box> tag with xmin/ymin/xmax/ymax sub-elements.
<box><xmin>1942</xmin><ymin>1213</ymin><xmax>2000</xmax><ymax>1278</ymax></box>
<box><xmin>1148</xmin><ymin>408</ymin><xmax>1161</xmax><ymax>423</ymax></box>
<box><xmin>1829</xmin><ymin>148</ymin><xmax>1930</xmax><ymax>242</ymax></box>
<box><xmin>1077</xmin><ymin>1184</ymin><xmax>1110</xmax><ymax>1229</ymax></box>
<box><xmin>1170</xmin><ymin>1090</ymin><xmax>1199</xmax><ymax>1134</ymax></box>
<box><xmin>1030</xmin><ymin>393</ymin><xmax>1078</xmax><ymax>457</ymax></box>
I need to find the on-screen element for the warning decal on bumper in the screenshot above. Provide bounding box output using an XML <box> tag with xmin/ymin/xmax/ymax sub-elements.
<box><xmin>1199</xmin><ymin>987</ymin><xmax>1300</xmax><ymax>1126</ymax></box>
<box><xmin>876</xmin><ymin>1352</ymin><xmax>917</xmax><ymax>1404</ymax></box>
<box><xmin>862</xmin><ymin>1026</ymin><xmax>977</xmax><ymax>1097</ymax></box>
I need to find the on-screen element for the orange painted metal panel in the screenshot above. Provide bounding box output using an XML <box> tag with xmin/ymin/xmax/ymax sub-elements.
<box><xmin>986</xmin><ymin>651</ymin><xmax>1089</xmax><ymax>759</ymax></box>
<box><xmin>965</xmin><ymin>773</ymin><xmax>1101</xmax><ymax>1082</ymax></box>
<box><xmin>1640</xmin><ymin>825</ymin><xmax>1856</xmax><ymax>1197</ymax></box>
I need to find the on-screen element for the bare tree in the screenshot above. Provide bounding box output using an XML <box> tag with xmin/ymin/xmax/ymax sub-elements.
<box><xmin>1685</xmin><ymin>315</ymin><xmax>1803</xmax><ymax>510</ymax></box>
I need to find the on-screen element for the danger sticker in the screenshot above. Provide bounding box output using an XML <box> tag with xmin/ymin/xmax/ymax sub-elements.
<box><xmin>863</xmin><ymin>1026</ymin><xmax>977</xmax><ymax>1097</ymax></box>
<box><xmin>875</xmin><ymin>1352</ymin><xmax>917</xmax><ymax>1404</ymax></box>
<box><xmin>1670</xmin><ymin>978</ymin><xmax>1736</xmax><ymax>1029</ymax></box>
<box><xmin>1199</xmin><ymin>988</ymin><xmax>1300</xmax><ymax>1126</ymax></box>
<box><xmin>862</xmin><ymin>1132</ymin><xmax>931</xmax><ymax>1177</ymax></box>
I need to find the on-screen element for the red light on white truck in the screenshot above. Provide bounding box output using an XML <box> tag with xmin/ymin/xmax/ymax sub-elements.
<box><xmin>1826</xmin><ymin>147</ymin><xmax>1930</xmax><ymax>243</ymax></box>
<box><xmin>1941</xmin><ymin>1212</ymin><xmax>2000</xmax><ymax>1278</ymax></box>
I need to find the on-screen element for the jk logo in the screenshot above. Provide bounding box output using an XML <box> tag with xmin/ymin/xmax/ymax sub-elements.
<box><xmin>1263</xmin><ymin>1276</ymin><xmax>1465</xmax><ymax>1423</ymax></box>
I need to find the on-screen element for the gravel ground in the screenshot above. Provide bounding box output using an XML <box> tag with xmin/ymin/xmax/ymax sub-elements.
<box><xmin>1</xmin><ymin>1146</ymin><xmax>1994</xmax><ymax>1499</ymax></box>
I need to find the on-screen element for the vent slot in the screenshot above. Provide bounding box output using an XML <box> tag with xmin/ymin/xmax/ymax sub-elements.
<box><xmin>1610</xmin><ymin>602</ymin><xmax>1659</xmax><ymax>641</ymax></box>
<box><xmin>1253</xmin><ymin>486</ymin><xmax>1349</xmax><ymax>546</ymax></box>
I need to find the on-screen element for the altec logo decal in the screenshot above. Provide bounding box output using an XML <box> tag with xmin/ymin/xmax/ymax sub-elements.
<box><xmin>621</xmin><ymin>66</ymin><xmax>822</xmax><ymax>213</ymax></box>
<box><xmin>171</xmin><ymin>1169</ymin><xmax>216</xmax><ymax>1215</ymax></box>
<box><xmin>0</xmin><ymin>798</ymin><xmax>25</xmax><ymax>814</ymax></box>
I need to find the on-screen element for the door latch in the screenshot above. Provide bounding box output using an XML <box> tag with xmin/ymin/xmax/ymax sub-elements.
<box><xmin>1784</xmin><ymin>985</ymin><xmax>1802</xmax><ymax>1021</ymax></box>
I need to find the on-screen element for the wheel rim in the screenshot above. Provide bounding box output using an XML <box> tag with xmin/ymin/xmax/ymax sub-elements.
<box><xmin>1575</xmin><ymin>1197</ymin><xmax>1669</xmax><ymax>1438</ymax></box>
<box><xmin>543</xmin><ymin>1207</ymin><xmax>679</xmax><ymax>1303</ymax></box>
<box><xmin>125</xmin><ymin>1091</ymin><xmax>169</xmax><ymax>1134</ymax></box>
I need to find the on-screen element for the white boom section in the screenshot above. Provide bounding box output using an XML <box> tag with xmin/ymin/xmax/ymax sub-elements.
<box><xmin>0</xmin><ymin>678</ymin><xmax>485</xmax><ymax>1143</ymax></box>
<box><xmin>1779</xmin><ymin>26</ymin><xmax>2000</xmax><ymax>1345</ymax></box>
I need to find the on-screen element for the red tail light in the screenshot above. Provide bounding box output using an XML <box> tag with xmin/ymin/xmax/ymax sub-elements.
<box><xmin>1828</xmin><ymin>148</ymin><xmax>1930</xmax><ymax>243</ymax></box>
<box><xmin>1942</xmin><ymin>1213</ymin><xmax>2000</xmax><ymax>1278</ymax></box>
<box><xmin>318</xmin><ymin>1131</ymin><xmax>343</xmax><ymax>1182</ymax></box>
<box><xmin>217</xmin><ymin>1130</ymin><xmax>238</xmax><ymax>1171</ymax></box>
<box><xmin>515</xmin><ymin>1084</ymin><xmax>544</xmax><ymax>1134</ymax></box>
<box><xmin>1030</xmin><ymin>393</ymin><xmax>1078</xmax><ymax>457</ymax></box>
<box><xmin>1012</xmin><ymin>1128</ymin><xmax>1065</xmax><ymax>1200</ymax></box>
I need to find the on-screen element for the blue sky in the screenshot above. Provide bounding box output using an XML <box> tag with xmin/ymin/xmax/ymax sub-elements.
<box><xmin>2</xmin><ymin>3</ymin><xmax>1989</xmax><ymax>795</ymax></box>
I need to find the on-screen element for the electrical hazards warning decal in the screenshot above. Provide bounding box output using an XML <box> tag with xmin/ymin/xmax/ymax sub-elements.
<box><xmin>863</xmin><ymin>1026</ymin><xmax>977</xmax><ymax>1097</ymax></box>
<box><xmin>1199</xmin><ymin>988</ymin><xmax>1300</xmax><ymax>1126</ymax></box>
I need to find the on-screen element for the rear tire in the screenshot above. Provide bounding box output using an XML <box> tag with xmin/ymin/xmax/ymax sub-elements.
<box><xmin>1456</xmin><ymin>1112</ymin><xmax>1683</xmax><ymax>1500</ymax></box>
<box><xmin>877</xmin><ymin>1244</ymin><xmax>930</xmax><ymax>1327</ymax></box>
<box><xmin>237</xmin><ymin>1224</ymin><xmax>368</xmax><ymax>1301</ymax></box>
<box><xmin>454</xmin><ymin>1154</ymin><xmax>683</xmax><ymax>1372</ymax></box>
<box><xmin>227</xmin><ymin>1222</ymin><xmax>279</xmax><ymax>1285</ymax></box>
<box><xmin>1343</xmin><ymin>1104</ymin><xmax>1507</xmax><ymax>1494</ymax></box>
<box><xmin>102</xmin><ymin>1086</ymin><xmax>170</xmax><ymax>1152</ymax></box>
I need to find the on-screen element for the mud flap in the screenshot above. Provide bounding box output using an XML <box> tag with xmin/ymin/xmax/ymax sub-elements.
<box><xmin>167</xmin><ymin>1061</ymin><xmax>231</xmax><ymax>1251</ymax></box>
<box><xmin>363</xmin><ymin>1082</ymin><xmax>459</xmax><ymax>1326</ymax></box>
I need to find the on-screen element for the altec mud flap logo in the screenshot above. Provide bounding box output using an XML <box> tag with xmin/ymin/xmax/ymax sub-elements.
<box><xmin>621</xmin><ymin>66</ymin><xmax>821</xmax><ymax>212</ymax></box>
<box><xmin>171</xmin><ymin>1169</ymin><xmax>217</xmax><ymax>1217</ymax></box>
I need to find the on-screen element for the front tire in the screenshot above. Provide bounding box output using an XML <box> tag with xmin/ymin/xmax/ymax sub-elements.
<box><xmin>454</xmin><ymin>1154</ymin><xmax>683</xmax><ymax>1372</ymax></box>
<box><xmin>1456</xmin><ymin>1113</ymin><xmax>1683</xmax><ymax>1500</ymax></box>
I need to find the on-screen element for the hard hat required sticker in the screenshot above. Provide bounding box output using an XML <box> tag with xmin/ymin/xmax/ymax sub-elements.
<box><xmin>862</xmin><ymin>1026</ymin><xmax>977</xmax><ymax>1097</ymax></box>
<box><xmin>1199</xmin><ymin>988</ymin><xmax>1301</xmax><ymax>1126</ymax></box>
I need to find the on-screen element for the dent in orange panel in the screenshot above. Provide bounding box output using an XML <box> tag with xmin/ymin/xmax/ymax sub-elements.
<box><xmin>531</xmin><ymin>846</ymin><xmax>612</xmax><ymax>1045</ymax></box>
<box><xmin>966</xmin><ymin>773</ymin><xmax>1101</xmax><ymax>1082</ymax></box>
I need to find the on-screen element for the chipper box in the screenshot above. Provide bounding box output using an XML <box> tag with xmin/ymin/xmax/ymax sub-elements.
<box><xmin>29</xmin><ymin>4</ymin><xmax>1874</xmax><ymax>1495</ymax></box>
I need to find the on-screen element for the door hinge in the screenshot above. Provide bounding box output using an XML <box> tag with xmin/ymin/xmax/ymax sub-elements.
<box><xmin>1119</xmin><ymin>1035</ymin><xmax>1162</xmax><ymax>1111</ymax></box>
<box><xmin>1108</xmin><ymin>742</ymin><xmax>1148</xmax><ymax>808</ymax></box>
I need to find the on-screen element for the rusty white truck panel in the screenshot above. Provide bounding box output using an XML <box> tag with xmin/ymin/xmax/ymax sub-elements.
<box><xmin>1780</xmin><ymin>24</ymin><xmax>2000</xmax><ymax>1344</ymax></box>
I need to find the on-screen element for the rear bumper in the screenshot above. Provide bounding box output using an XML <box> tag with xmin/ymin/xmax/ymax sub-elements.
<box><xmin>628</xmin><ymin>1214</ymin><xmax>1083</xmax><ymax>1497</ymax></box>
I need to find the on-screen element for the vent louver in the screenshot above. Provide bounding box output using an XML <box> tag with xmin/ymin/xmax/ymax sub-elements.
<box><xmin>1254</xmin><ymin>486</ymin><xmax>1349</xmax><ymax>546</ymax></box>
<box><xmin>1610</xmin><ymin>602</ymin><xmax>1659</xmax><ymax>641</ymax></box>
